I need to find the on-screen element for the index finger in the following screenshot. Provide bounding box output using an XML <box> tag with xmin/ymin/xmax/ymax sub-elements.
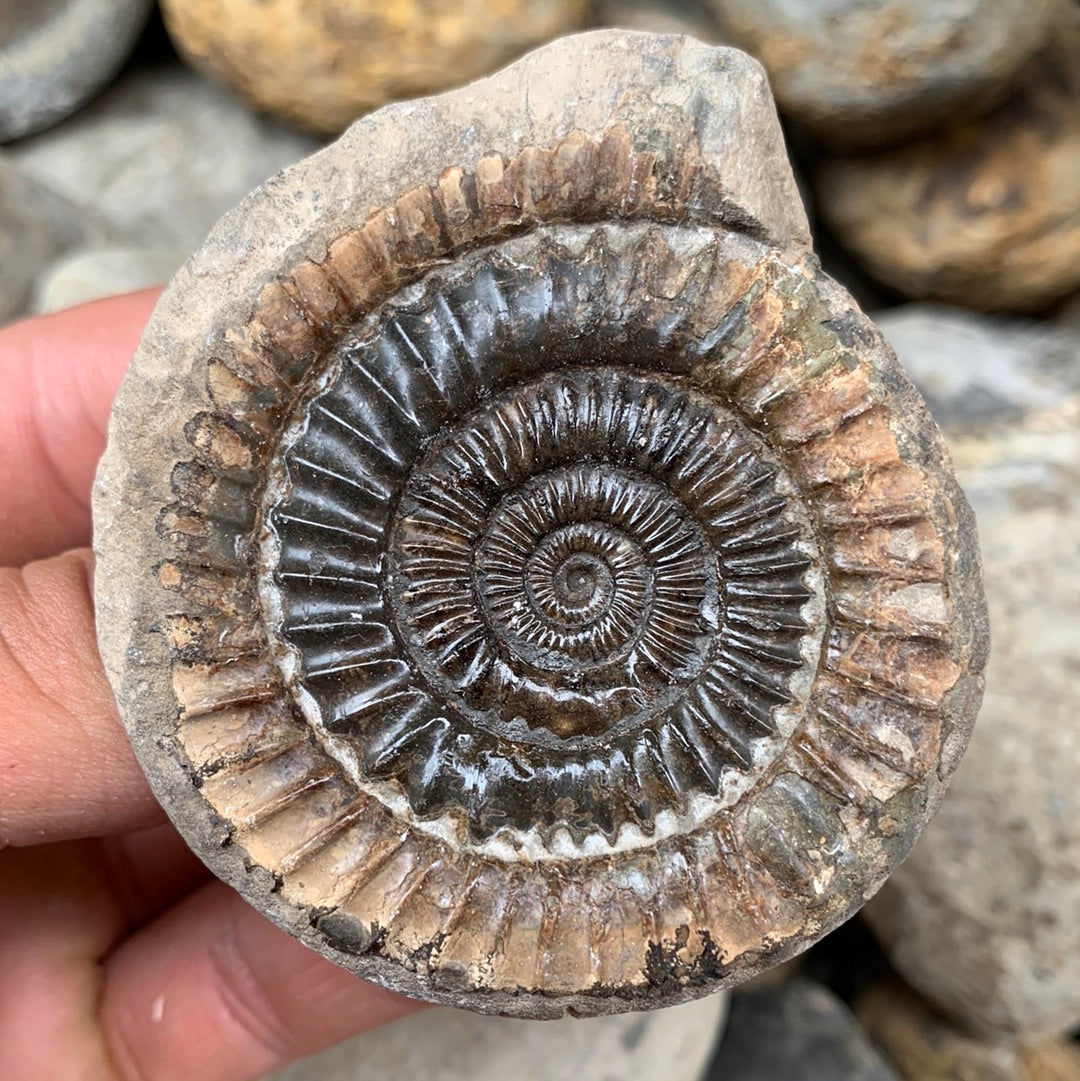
<box><xmin>0</xmin><ymin>289</ymin><xmax>161</xmax><ymax>567</ymax></box>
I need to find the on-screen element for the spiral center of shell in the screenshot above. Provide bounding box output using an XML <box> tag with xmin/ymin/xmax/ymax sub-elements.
<box><xmin>391</xmin><ymin>404</ymin><xmax>723</xmax><ymax>738</ymax></box>
<box><xmin>525</xmin><ymin>524</ymin><xmax>634</xmax><ymax>630</ymax></box>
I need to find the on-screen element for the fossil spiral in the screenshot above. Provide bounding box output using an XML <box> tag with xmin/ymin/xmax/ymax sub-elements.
<box><xmin>93</xmin><ymin>33</ymin><xmax>988</xmax><ymax>1018</ymax></box>
<box><xmin>266</xmin><ymin>232</ymin><xmax>827</xmax><ymax>848</ymax></box>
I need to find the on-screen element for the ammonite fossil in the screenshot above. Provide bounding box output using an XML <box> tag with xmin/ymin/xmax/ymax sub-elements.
<box><xmin>93</xmin><ymin>31</ymin><xmax>988</xmax><ymax>1018</ymax></box>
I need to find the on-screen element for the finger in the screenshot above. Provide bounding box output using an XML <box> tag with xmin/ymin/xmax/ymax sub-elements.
<box><xmin>0</xmin><ymin>549</ymin><xmax>163</xmax><ymax>848</ymax></box>
<box><xmin>0</xmin><ymin>288</ymin><xmax>160</xmax><ymax>567</ymax></box>
<box><xmin>100</xmin><ymin>823</ymin><xmax>211</xmax><ymax>929</ymax></box>
<box><xmin>0</xmin><ymin>831</ymin><xmax>209</xmax><ymax>1079</ymax></box>
<box><xmin>101</xmin><ymin>881</ymin><xmax>424</xmax><ymax>1081</ymax></box>
<box><xmin>0</xmin><ymin>840</ymin><xmax>131</xmax><ymax>1079</ymax></box>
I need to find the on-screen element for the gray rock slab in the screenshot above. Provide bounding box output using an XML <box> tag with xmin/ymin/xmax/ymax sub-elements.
<box><xmin>0</xmin><ymin>154</ymin><xmax>96</xmax><ymax>321</ymax></box>
<box><xmin>876</xmin><ymin>304</ymin><xmax>1080</xmax><ymax>433</ymax></box>
<box><xmin>868</xmin><ymin>306</ymin><xmax>1080</xmax><ymax>1036</ymax></box>
<box><xmin>0</xmin><ymin>0</ymin><xmax>153</xmax><ymax>142</ymax></box>
<box><xmin>8</xmin><ymin>63</ymin><xmax>322</xmax><ymax>262</ymax></box>
<box><xmin>267</xmin><ymin>994</ymin><xmax>728</xmax><ymax>1081</ymax></box>
<box><xmin>706</xmin><ymin>980</ymin><xmax>901</xmax><ymax>1081</ymax></box>
<box><xmin>31</xmin><ymin>244</ymin><xmax>180</xmax><ymax>314</ymax></box>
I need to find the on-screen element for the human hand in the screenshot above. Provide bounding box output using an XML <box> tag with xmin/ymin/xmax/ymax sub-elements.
<box><xmin>0</xmin><ymin>291</ymin><xmax>424</xmax><ymax>1081</ymax></box>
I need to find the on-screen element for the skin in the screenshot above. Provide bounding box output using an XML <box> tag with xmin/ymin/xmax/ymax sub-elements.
<box><xmin>0</xmin><ymin>289</ymin><xmax>424</xmax><ymax>1081</ymax></box>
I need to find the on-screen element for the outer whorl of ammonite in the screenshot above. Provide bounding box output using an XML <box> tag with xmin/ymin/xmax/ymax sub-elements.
<box><xmin>93</xmin><ymin>32</ymin><xmax>988</xmax><ymax>1018</ymax></box>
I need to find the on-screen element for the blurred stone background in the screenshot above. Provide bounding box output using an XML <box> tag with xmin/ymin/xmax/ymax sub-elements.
<box><xmin>1</xmin><ymin>1</ymin><xmax>1077</xmax><ymax>1079</ymax></box>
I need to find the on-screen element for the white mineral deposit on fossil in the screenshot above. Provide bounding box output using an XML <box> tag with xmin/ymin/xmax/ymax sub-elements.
<box><xmin>92</xmin><ymin>30</ymin><xmax>988</xmax><ymax>1018</ymax></box>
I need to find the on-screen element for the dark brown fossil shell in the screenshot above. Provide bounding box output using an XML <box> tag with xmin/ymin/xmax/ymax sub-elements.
<box><xmin>93</xmin><ymin>33</ymin><xmax>988</xmax><ymax>1018</ymax></box>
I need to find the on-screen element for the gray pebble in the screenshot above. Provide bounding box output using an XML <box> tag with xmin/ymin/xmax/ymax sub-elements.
<box><xmin>31</xmin><ymin>245</ymin><xmax>181</xmax><ymax>314</ymax></box>
<box><xmin>267</xmin><ymin>995</ymin><xmax>728</xmax><ymax>1081</ymax></box>
<box><xmin>706</xmin><ymin>980</ymin><xmax>901</xmax><ymax>1080</ymax></box>
<box><xmin>0</xmin><ymin>154</ymin><xmax>95</xmax><ymax>321</ymax></box>
<box><xmin>0</xmin><ymin>0</ymin><xmax>153</xmax><ymax>142</ymax></box>
<box><xmin>8</xmin><ymin>63</ymin><xmax>323</xmax><ymax>267</ymax></box>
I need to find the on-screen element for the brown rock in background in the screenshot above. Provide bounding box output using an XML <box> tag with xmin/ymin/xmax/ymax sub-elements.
<box><xmin>815</xmin><ymin>16</ymin><xmax>1080</xmax><ymax>312</ymax></box>
<box><xmin>707</xmin><ymin>0</ymin><xmax>1061</xmax><ymax>149</ymax></box>
<box><xmin>858</xmin><ymin>981</ymin><xmax>1080</xmax><ymax>1081</ymax></box>
<box><xmin>159</xmin><ymin>0</ymin><xmax>590</xmax><ymax>134</ymax></box>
